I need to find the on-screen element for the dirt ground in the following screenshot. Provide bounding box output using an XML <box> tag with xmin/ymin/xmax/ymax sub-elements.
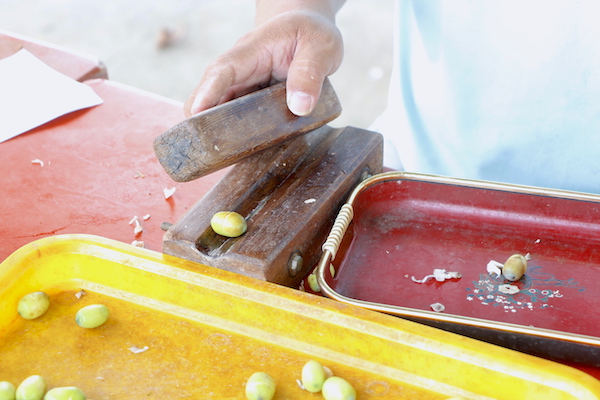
<box><xmin>0</xmin><ymin>0</ymin><xmax>394</xmax><ymax>129</ymax></box>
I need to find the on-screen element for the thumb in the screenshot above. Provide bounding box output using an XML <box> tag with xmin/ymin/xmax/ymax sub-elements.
<box><xmin>286</xmin><ymin>58</ymin><xmax>327</xmax><ymax>117</ymax></box>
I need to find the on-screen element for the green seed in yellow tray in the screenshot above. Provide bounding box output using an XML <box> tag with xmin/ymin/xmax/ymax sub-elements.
<box><xmin>245</xmin><ymin>372</ymin><xmax>275</xmax><ymax>400</ymax></box>
<box><xmin>16</xmin><ymin>375</ymin><xmax>46</xmax><ymax>400</ymax></box>
<box><xmin>75</xmin><ymin>304</ymin><xmax>109</xmax><ymax>329</ymax></box>
<box><xmin>17</xmin><ymin>291</ymin><xmax>50</xmax><ymax>320</ymax></box>
<box><xmin>301</xmin><ymin>360</ymin><xmax>327</xmax><ymax>393</ymax></box>
<box><xmin>210</xmin><ymin>211</ymin><xmax>247</xmax><ymax>238</ymax></box>
<box><xmin>322</xmin><ymin>376</ymin><xmax>356</xmax><ymax>400</ymax></box>
<box><xmin>0</xmin><ymin>381</ymin><xmax>16</xmax><ymax>400</ymax></box>
<box><xmin>43</xmin><ymin>387</ymin><xmax>86</xmax><ymax>400</ymax></box>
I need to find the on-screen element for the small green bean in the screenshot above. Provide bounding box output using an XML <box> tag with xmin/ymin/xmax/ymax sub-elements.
<box><xmin>75</xmin><ymin>304</ymin><xmax>109</xmax><ymax>329</ymax></box>
<box><xmin>0</xmin><ymin>381</ymin><xmax>16</xmax><ymax>400</ymax></box>
<box><xmin>43</xmin><ymin>387</ymin><xmax>85</xmax><ymax>400</ymax></box>
<box><xmin>321</xmin><ymin>377</ymin><xmax>356</xmax><ymax>400</ymax></box>
<box><xmin>245</xmin><ymin>372</ymin><xmax>275</xmax><ymax>400</ymax></box>
<box><xmin>16</xmin><ymin>375</ymin><xmax>46</xmax><ymax>400</ymax></box>
<box><xmin>18</xmin><ymin>292</ymin><xmax>50</xmax><ymax>320</ymax></box>
<box><xmin>301</xmin><ymin>360</ymin><xmax>327</xmax><ymax>393</ymax></box>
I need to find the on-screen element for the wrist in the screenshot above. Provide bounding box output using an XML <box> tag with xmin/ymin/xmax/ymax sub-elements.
<box><xmin>255</xmin><ymin>0</ymin><xmax>344</xmax><ymax>25</ymax></box>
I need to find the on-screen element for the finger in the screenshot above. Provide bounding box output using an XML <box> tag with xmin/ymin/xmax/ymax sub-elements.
<box><xmin>185</xmin><ymin>43</ymin><xmax>277</xmax><ymax>117</ymax></box>
<box><xmin>285</xmin><ymin>36</ymin><xmax>343</xmax><ymax>116</ymax></box>
<box><xmin>185</xmin><ymin>58</ymin><xmax>236</xmax><ymax>117</ymax></box>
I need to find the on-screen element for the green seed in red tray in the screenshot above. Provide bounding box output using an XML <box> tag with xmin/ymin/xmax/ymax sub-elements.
<box><xmin>502</xmin><ymin>254</ymin><xmax>527</xmax><ymax>281</ymax></box>
<box><xmin>75</xmin><ymin>304</ymin><xmax>109</xmax><ymax>329</ymax></box>
<box><xmin>245</xmin><ymin>372</ymin><xmax>275</xmax><ymax>400</ymax></box>
<box><xmin>322</xmin><ymin>376</ymin><xmax>356</xmax><ymax>400</ymax></box>
<box><xmin>0</xmin><ymin>381</ymin><xmax>16</xmax><ymax>400</ymax></box>
<box><xmin>15</xmin><ymin>375</ymin><xmax>46</xmax><ymax>400</ymax></box>
<box><xmin>43</xmin><ymin>387</ymin><xmax>86</xmax><ymax>400</ymax></box>
<box><xmin>17</xmin><ymin>291</ymin><xmax>50</xmax><ymax>320</ymax></box>
<box><xmin>301</xmin><ymin>360</ymin><xmax>327</xmax><ymax>393</ymax></box>
<box><xmin>210</xmin><ymin>211</ymin><xmax>247</xmax><ymax>238</ymax></box>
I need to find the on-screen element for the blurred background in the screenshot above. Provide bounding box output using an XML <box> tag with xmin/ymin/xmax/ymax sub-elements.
<box><xmin>0</xmin><ymin>0</ymin><xmax>393</xmax><ymax>129</ymax></box>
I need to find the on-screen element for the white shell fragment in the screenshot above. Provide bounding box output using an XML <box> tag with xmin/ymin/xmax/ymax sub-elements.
<box><xmin>430</xmin><ymin>302</ymin><xmax>445</xmax><ymax>312</ymax></box>
<box><xmin>486</xmin><ymin>260</ymin><xmax>504</xmax><ymax>278</ymax></box>
<box><xmin>163</xmin><ymin>187</ymin><xmax>176</xmax><ymax>199</ymax></box>
<box><xmin>31</xmin><ymin>159</ymin><xmax>44</xmax><ymax>166</ymax></box>
<box><xmin>75</xmin><ymin>290</ymin><xmax>86</xmax><ymax>299</ymax></box>
<box><xmin>412</xmin><ymin>269</ymin><xmax>462</xmax><ymax>283</ymax></box>
<box><xmin>131</xmin><ymin>240</ymin><xmax>145</xmax><ymax>248</ymax></box>
<box><xmin>304</xmin><ymin>198</ymin><xmax>317</xmax><ymax>204</ymax></box>
<box><xmin>498</xmin><ymin>284</ymin><xmax>520</xmax><ymax>295</ymax></box>
<box><xmin>128</xmin><ymin>345</ymin><xmax>149</xmax><ymax>354</ymax></box>
<box><xmin>129</xmin><ymin>216</ymin><xmax>143</xmax><ymax>235</ymax></box>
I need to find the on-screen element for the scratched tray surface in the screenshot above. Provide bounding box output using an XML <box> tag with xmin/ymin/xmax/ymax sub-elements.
<box><xmin>331</xmin><ymin>175</ymin><xmax>600</xmax><ymax>337</ymax></box>
<box><xmin>2</xmin><ymin>235</ymin><xmax>600</xmax><ymax>400</ymax></box>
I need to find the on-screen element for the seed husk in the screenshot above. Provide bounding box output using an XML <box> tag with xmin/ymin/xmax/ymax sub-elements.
<box><xmin>245</xmin><ymin>372</ymin><xmax>275</xmax><ymax>400</ymax></box>
<box><xmin>322</xmin><ymin>376</ymin><xmax>356</xmax><ymax>400</ymax></box>
<box><xmin>0</xmin><ymin>381</ymin><xmax>16</xmax><ymax>400</ymax></box>
<box><xmin>301</xmin><ymin>360</ymin><xmax>327</xmax><ymax>393</ymax></box>
<box><xmin>210</xmin><ymin>211</ymin><xmax>247</xmax><ymax>238</ymax></box>
<box><xmin>43</xmin><ymin>387</ymin><xmax>86</xmax><ymax>400</ymax></box>
<box><xmin>502</xmin><ymin>254</ymin><xmax>527</xmax><ymax>281</ymax></box>
<box><xmin>75</xmin><ymin>304</ymin><xmax>110</xmax><ymax>329</ymax></box>
<box><xmin>18</xmin><ymin>292</ymin><xmax>50</xmax><ymax>320</ymax></box>
<box><xmin>16</xmin><ymin>375</ymin><xmax>46</xmax><ymax>400</ymax></box>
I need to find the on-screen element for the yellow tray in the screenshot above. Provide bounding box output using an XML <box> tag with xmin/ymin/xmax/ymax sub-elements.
<box><xmin>1</xmin><ymin>234</ymin><xmax>599</xmax><ymax>400</ymax></box>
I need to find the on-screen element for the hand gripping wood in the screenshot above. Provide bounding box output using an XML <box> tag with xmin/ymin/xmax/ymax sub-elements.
<box><xmin>153</xmin><ymin>79</ymin><xmax>342</xmax><ymax>182</ymax></box>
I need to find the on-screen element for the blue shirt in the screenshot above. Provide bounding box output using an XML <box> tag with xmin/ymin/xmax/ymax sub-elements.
<box><xmin>375</xmin><ymin>0</ymin><xmax>600</xmax><ymax>194</ymax></box>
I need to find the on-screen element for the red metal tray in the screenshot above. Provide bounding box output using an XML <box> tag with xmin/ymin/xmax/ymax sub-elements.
<box><xmin>317</xmin><ymin>172</ymin><xmax>600</xmax><ymax>368</ymax></box>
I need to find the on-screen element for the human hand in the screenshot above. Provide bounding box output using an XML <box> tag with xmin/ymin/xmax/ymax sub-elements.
<box><xmin>184</xmin><ymin>10</ymin><xmax>343</xmax><ymax>118</ymax></box>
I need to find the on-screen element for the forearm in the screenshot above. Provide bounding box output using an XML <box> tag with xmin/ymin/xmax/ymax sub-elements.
<box><xmin>255</xmin><ymin>0</ymin><xmax>346</xmax><ymax>24</ymax></box>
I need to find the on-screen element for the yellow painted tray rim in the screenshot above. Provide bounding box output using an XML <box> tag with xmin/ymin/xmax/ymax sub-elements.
<box><xmin>2</xmin><ymin>234</ymin><xmax>600</xmax><ymax>399</ymax></box>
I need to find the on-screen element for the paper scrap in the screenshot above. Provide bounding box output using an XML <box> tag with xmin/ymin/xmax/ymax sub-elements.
<box><xmin>0</xmin><ymin>49</ymin><xmax>103</xmax><ymax>143</ymax></box>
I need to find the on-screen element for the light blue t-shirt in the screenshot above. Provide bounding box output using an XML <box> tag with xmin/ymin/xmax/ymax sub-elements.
<box><xmin>374</xmin><ymin>0</ymin><xmax>600</xmax><ymax>194</ymax></box>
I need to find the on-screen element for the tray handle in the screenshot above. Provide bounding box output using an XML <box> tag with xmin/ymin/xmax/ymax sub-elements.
<box><xmin>321</xmin><ymin>203</ymin><xmax>354</xmax><ymax>261</ymax></box>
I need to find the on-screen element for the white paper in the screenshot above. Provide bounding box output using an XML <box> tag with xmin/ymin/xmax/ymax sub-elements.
<box><xmin>0</xmin><ymin>49</ymin><xmax>103</xmax><ymax>143</ymax></box>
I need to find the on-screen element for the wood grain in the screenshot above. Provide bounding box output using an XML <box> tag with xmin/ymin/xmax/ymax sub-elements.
<box><xmin>153</xmin><ymin>79</ymin><xmax>342</xmax><ymax>182</ymax></box>
<box><xmin>162</xmin><ymin>125</ymin><xmax>383</xmax><ymax>287</ymax></box>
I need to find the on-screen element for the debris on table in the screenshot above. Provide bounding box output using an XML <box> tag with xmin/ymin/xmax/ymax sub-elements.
<box><xmin>412</xmin><ymin>269</ymin><xmax>462</xmax><ymax>284</ymax></box>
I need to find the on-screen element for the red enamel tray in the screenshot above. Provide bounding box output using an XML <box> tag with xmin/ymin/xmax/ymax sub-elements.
<box><xmin>317</xmin><ymin>172</ymin><xmax>600</xmax><ymax>367</ymax></box>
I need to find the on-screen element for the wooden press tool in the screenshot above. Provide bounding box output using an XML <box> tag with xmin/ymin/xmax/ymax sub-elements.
<box><xmin>154</xmin><ymin>79</ymin><xmax>383</xmax><ymax>288</ymax></box>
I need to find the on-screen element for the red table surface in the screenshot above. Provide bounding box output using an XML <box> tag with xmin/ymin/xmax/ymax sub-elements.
<box><xmin>0</xmin><ymin>79</ymin><xmax>226</xmax><ymax>260</ymax></box>
<box><xmin>0</xmin><ymin>30</ymin><xmax>107</xmax><ymax>81</ymax></box>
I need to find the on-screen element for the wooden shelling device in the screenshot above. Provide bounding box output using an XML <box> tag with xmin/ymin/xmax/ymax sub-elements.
<box><xmin>154</xmin><ymin>79</ymin><xmax>383</xmax><ymax>287</ymax></box>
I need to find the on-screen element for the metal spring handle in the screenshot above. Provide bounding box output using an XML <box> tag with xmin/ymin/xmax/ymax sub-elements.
<box><xmin>322</xmin><ymin>203</ymin><xmax>354</xmax><ymax>261</ymax></box>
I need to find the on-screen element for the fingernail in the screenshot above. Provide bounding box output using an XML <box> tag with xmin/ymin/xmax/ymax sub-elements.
<box><xmin>191</xmin><ymin>94</ymin><xmax>203</xmax><ymax>115</ymax></box>
<box><xmin>288</xmin><ymin>92</ymin><xmax>313</xmax><ymax>116</ymax></box>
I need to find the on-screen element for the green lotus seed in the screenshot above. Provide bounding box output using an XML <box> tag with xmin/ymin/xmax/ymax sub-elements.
<box><xmin>322</xmin><ymin>377</ymin><xmax>356</xmax><ymax>400</ymax></box>
<box><xmin>307</xmin><ymin>274</ymin><xmax>321</xmax><ymax>292</ymax></box>
<box><xmin>43</xmin><ymin>387</ymin><xmax>86</xmax><ymax>400</ymax></box>
<box><xmin>210</xmin><ymin>211</ymin><xmax>247</xmax><ymax>238</ymax></box>
<box><xmin>16</xmin><ymin>375</ymin><xmax>46</xmax><ymax>400</ymax></box>
<box><xmin>18</xmin><ymin>292</ymin><xmax>50</xmax><ymax>320</ymax></box>
<box><xmin>502</xmin><ymin>254</ymin><xmax>527</xmax><ymax>281</ymax></box>
<box><xmin>75</xmin><ymin>304</ymin><xmax>109</xmax><ymax>329</ymax></box>
<box><xmin>301</xmin><ymin>360</ymin><xmax>327</xmax><ymax>393</ymax></box>
<box><xmin>0</xmin><ymin>381</ymin><xmax>16</xmax><ymax>400</ymax></box>
<box><xmin>245</xmin><ymin>372</ymin><xmax>275</xmax><ymax>400</ymax></box>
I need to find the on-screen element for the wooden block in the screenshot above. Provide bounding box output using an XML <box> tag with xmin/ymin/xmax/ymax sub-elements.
<box><xmin>153</xmin><ymin>79</ymin><xmax>342</xmax><ymax>182</ymax></box>
<box><xmin>162</xmin><ymin>125</ymin><xmax>383</xmax><ymax>287</ymax></box>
